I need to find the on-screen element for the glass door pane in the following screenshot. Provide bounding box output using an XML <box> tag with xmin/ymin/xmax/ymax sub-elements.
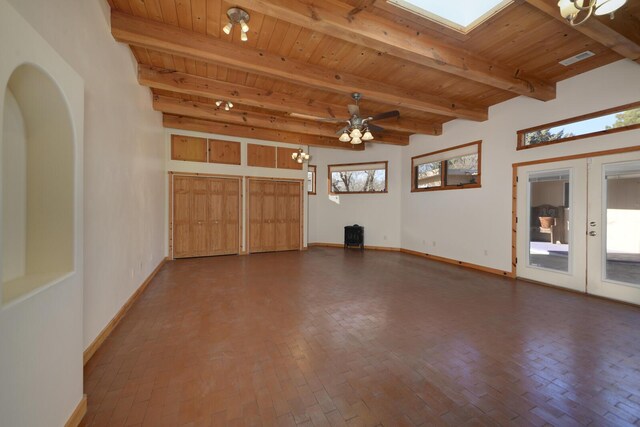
<box><xmin>527</xmin><ymin>170</ymin><xmax>571</xmax><ymax>272</ymax></box>
<box><xmin>516</xmin><ymin>160</ymin><xmax>587</xmax><ymax>293</ymax></box>
<box><xmin>604</xmin><ymin>164</ymin><xmax>640</xmax><ymax>286</ymax></box>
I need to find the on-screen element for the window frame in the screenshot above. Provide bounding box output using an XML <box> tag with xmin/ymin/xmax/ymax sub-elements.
<box><xmin>327</xmin><ymin>161</ymin><xmax>389</xmax><ymax>195</ymax></box>
<box><xmin>307</xmin><ymin>165</ymin><xmax>317</xmax><ymax>195</ymax></box>
<box><xmin>411</xmin><ymin>141</ymin><xmax>482</xmax><ymax>193</ymax></box>
<box><xmin>517</xmin><ymin>101</ymin><xmax>640</xmax><ymax>151</ymax></box>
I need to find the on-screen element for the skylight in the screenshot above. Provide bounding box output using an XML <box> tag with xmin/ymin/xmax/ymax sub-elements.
<box><xmin>387</xmin><ymin>0</ymin><xmax>514</xmax><ymax>33</ymax></box>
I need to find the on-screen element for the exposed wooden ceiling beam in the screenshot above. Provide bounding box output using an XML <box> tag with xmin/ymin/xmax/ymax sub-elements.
<box><xmin>111</xmin><ymin>10</ymin><xmax>488</xmax><ymax>121</ymax></box>
<box><xmin>525</xmin><ymin>0</ymin><xmax>640</xmax><ymax>62</ymax></box>
<box><xmin>232</xmin><ymin>0</ymin><xmax>556</xmax><ymax>101</ymax></box>
<box><xmin>154</xmin><ymin>95</ymin><xmax>410</xmax><ymax>145</ymax></box>
<box><xmin>140</xmin><ymin>66</ymin><xmax>443</xmax><ymax>136</ymax></box>
<box><xmin>163</xmin><ymin>114</ymin><xmax>365</xmax><ymax>151</ymax></box>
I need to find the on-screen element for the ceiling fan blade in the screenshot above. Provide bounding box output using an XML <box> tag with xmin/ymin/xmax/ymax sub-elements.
<box><xmin>368</xmin><ymin>110</ymin><xmax>400</xmax><ymax>121</ymax></box>
<box><xmin>335</xmin><ymin>125</ymin><xmax>350</xmax><ymax>135</ymax></box>
<box><xmin>367</xmin><ymin>123</ymin><xmax>384</xmax><ymax>133</ymax></box>
<box><xmin>317</xmin><ymin>117</ymin><xmax>349</xmax><ymax>123</ymax></box>
<box><xmin>347</xmin><ymin>104</ymin><xmax>360</xmax><ymax>116</ymax></box>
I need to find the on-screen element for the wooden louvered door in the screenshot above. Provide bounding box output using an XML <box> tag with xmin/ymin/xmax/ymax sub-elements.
<box><xmin>286</xmin><ymin>182</ymin><xmax>301</xmax><ymax>249</ymax></box>
<box><xmin>172</xmin><ymin>175</ymin><xmax>240</xmax><ymax>258</ymax></box>
<box><xmin>249</xmin><ymin>179</ymin><xmax>302</xmax><ymax>253</ymax></box>
<box><xmin>275</xmin><ymin>182</ymin><xmax>289</xmax><ymax>251</ymax></box>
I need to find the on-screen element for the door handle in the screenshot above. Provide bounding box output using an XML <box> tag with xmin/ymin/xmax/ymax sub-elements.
<box><xmin>589</xmin><ymin>221</ymin><xmax>596</xmax><ymax>227</ymax></box>
<box><xmin>589</xmin><ymin>231</ymin><xmax>597</xmax><ymax>236</ymax></box>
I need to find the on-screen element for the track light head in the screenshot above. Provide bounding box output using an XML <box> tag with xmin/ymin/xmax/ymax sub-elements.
<box><xmin>224</xmin><ymin>7</ymin><xmax>251</xmax><ymax>39</ymax></box>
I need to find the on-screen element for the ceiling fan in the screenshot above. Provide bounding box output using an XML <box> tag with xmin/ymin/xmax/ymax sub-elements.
<box><xmin>318</xmin><ymin>93</ymin><xmax>400</xmax><ymax>144</ymax></box>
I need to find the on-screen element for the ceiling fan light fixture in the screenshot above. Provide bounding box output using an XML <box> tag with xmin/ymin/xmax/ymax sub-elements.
<box><xmin>350</xmin><ymin>137</ymin><xmax>362</xmax><ymax>145</ymax></box>
<box><xmin>350</xmin><ymin>128</ymin><xmax>362</xmax><ymax>138</ymax></box>
<box><xmin>240</xmin><ymin>19</ymin><xmax>250</xmax><ymax>33</ymax></box>
<box><xmin>558</xmin><ymin>0</ymin><xmax>581</xmax><ymax>19</ymax></box>
<box><xmin>362</xmin><ymin>130</ymin><xmax>374</xmax><ymax>141</ymax></box>
<box><xmin>594</xmin><ymin>0</ymin><xmax>626</xmax><ymax>15</ymax></box>
<box><xmin>339</xmin><ymin>131</ymin><xmax>351</xmax><ymax>142</ymax></box>
<box><xmin>215</xmin><ymin>100</ymin><xmax>223</xmax><ymax>107</ymax></box>
<box><xmin>222</xmin><ymin>22</ymin><xmax>233</xmax><ymax>35</ymax></box>
<box><xmin>240</xmin><ymin>32</ymin><xmax>248</xmax><ymax>42</ymax></box>
<box><xmin>557</xmin><ymin>0</ymin><xmax>624</xmax><ymax>24</ymax></box>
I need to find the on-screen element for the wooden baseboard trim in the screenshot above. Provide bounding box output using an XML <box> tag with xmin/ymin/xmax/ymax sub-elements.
<box><xmin>401</xmin><ymin>249</ymin><xmax>514</xmax><ymax>278</ymax></box>
<box><xmin>83</xmin><ymin>257</ymin><xmax>169</xmax><ymax>365</ymax></box>
<box><xmin>308</xmin><ymin>243</ymin><xmax>401</xmax><ymax>252</ymax></box>
<box><xmin>308</xmin><ymin>243</ymin><xmax>513</xmax><ymax>278</ymax></box>
<box><xmin>308</xmin><ymin>242</ymin><xmax>341</xmax><ymax>248</ymax></box>
<box><xmin>64</xmin><ymin>394</ymin><xmax>87</xmax><ymax>427</ymax></box>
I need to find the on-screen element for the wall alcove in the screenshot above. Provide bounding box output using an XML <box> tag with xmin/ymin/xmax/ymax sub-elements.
<box><xmin>2</xmin><ymin>63</ymin><xmax>74</xmax><ymax>304</ymax></box>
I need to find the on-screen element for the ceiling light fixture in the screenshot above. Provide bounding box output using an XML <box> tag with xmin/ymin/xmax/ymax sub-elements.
<box><xmin>215</xmin><ymin>100</ymin><xmax>234</xmax><ymax>111</ymax></box>
<box><xmin>557</xmin><ymin>0</ymin><xmax>626</xmax><ymax>26</ymax></box>
<box><xmin>338</xmin><ymin>93</ymin><xmax>384</xmax><ymax>145</ymax></box>
<box><xmin>223</xmin><ymin>7</ymin><xmax>250</xmax><ymax>41</ymax></box>
<box><xmin>318</xmin><ymin>93</ymin><xmax>398</xmax><ymax>145</ymax></box>
<box><xmin>291</xmin><ymin>148</ymin><xmax>310</xmax><ymax>164</ymax></box>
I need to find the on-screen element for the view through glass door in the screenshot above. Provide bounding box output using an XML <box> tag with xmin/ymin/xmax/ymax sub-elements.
<box><xmin>517</xmin><ymin>151</ymin><xmax>640</xmax><ymax>304</ymax></box>
<box><xmin>516</xmin><ymin>159</ymin><xmax>587</xmax><ymax>292</ymax></box>
<box><xmin>517</xmin><ymin>152</ymin><xmax>640</xmax><ymax>304</ymax></box>
<box><xmin>587</xmin><ymin>153</ymin><xmax>640</xmax><ymax>304</ymax></box>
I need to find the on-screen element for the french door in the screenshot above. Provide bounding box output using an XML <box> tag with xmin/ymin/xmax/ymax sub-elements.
<box><xmin>517</xmin><ymin>151</ymin><xmax>640</xmax><ymax>305</ymax></box>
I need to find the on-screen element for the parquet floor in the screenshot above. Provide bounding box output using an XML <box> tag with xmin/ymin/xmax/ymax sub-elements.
<box><xmin>81</xmin><ymin>248</ymin><xmax>640</xmax><ymax>426</ymax></box>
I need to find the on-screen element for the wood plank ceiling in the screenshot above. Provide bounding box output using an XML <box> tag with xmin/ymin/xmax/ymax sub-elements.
<box><xmin>106</xmin><ymin>0</ymin><xmax>639</xmax><ymax>150</ymax></box>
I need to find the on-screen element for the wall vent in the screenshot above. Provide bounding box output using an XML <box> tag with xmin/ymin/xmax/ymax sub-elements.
<box><xmin>559</xmin><ymin>50</ymin><xmax>595</xmax><ymax>66</ymax></box>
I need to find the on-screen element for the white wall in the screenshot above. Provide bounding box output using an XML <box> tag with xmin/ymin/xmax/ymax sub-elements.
<box><xmin>309</xmin><ymin>143</ymin><xmax>403</xmax><ymax>248</ymax></box>
<box><xmin>2</xmin><ymin>90</ymin><xmax>26</xmax><ymax>282</ymax></box>
<box><xmin>403</xmin><ymin>59</ymin><xmax>640</xmax><ymax>272</ymax></box>
<box><xmin>5</xmin><ymin>0</ymin><xmax>166</xmax><ymax>348</ymax></box>
<box><xmin>164</xmin><ymin>130</ymin><xmax>309</xmax><ymax>252</ymax></box>
<box><xmin>0</xmin><ymin>1</ymin><xmax>85</xmax><ymax>425</ymax></box>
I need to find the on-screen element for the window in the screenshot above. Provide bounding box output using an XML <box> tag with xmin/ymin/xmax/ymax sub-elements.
<box><xmin>412</xmin><ymin>141</ymin><xmax>481</xmax><ymax>192</ymax></box>
<box><xmin>328</xmin><ymin>161</ymin><xmax>388</xmax><ymax>194</ymax></box>
<box><xmin>387</xmin><ymin>0</ymin><xmax>513</xmax><ymax>34</ymax></box>
<box><xmin>518</xmin><ymin>102</ymin><xmax>640</xmax><ymax>150</ymax></box>
<box><xmin>307</xmin><ymin>165</ymin><xmax>316</xmax><ymax>195</ymax></box>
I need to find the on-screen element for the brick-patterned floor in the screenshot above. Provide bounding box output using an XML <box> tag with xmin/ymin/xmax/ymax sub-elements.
<box><xmin>81</xmin><ymin>248</ymin><xmax>640</xmax><ymax>426</ymax></box>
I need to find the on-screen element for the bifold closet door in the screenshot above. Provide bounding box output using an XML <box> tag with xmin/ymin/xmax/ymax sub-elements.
<box><xmin>249</xmin><ymin>180</ymin><xmax>302</xmax><ymax>253</ymax></box>
<box><xmin>172</xmin><ymin>175</ymin><xmax>240</xmax><ymax>258</ymax></box>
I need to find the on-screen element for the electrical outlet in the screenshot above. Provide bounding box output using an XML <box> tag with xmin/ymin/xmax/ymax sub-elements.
<box><xmin>432</xmin><ymin>241</ymin><xmax>436</xmax><ymax>247</ymax></box>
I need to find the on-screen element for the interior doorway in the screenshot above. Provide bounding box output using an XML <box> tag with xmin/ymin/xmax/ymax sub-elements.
<box><xmin>515</xmin><ymin>149</ymin><xmax>640</xmax><ymax>305</ymax></box>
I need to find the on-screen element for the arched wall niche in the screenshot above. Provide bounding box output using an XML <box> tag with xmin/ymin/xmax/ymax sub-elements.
<box><xmin>1</xmin><ymin>63</ymin><xmax>75</xmax><ymax>304</ymax></box>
